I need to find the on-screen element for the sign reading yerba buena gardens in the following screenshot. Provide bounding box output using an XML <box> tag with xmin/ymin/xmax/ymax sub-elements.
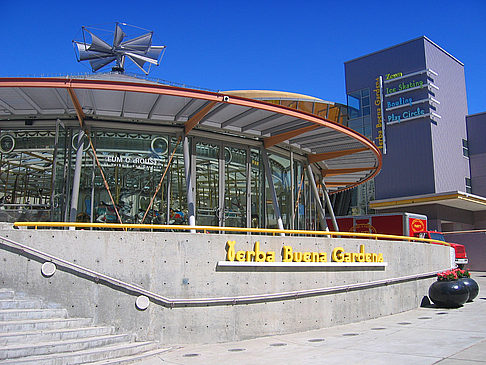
<box><xmin>221</xmin><ymin>240</ymin><xmax>385</xmax><ymax>267</ymax></box>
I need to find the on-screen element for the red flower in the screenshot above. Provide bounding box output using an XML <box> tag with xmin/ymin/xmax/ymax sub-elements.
<box><xmin>437</xmin><ymin>268</ymin><xmax>470</xmax><ymax>281</ymax></box>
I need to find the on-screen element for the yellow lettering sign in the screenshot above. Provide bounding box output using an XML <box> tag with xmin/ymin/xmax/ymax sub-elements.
<box><xmin>332</xmin><ymin>247</ymin><xmax>344</xmax><ymax>262</ymax></box>
<box><xmin>226</xmin><ymin>241</ymin><xmax>383</xmax><ymax>264</ymax></box>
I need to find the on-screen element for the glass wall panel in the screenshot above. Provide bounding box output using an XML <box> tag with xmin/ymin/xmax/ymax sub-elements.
<box><xmin>0</xmin><ymin>130</ymin><xmax>60</xmax><ymax>222</ymax></box>
<box><xmin>265</xmin><ymin>153</ymin><xmax>291</xmax><ymax>229</ymax></box>
<box><xmin>0</xmin><ymin>128</ymin><xmax>329</xmax><ymax>230</ymax></box>
<box><xmin>314</xmin><ymin>103</ymin><xmax>329</xmax><ymax>118</ymax></box>
<box><xmin>250</xmin><ymin>148</ymin><xmax>264</xmax><ymax>228</ymax></box>
<box><xmin>280</xmin><ymin>100</ymin><xmax>298</xmax><ymax>109</ymax></box>
<box><xmin>195</xmin><ymin>141</ymin><xmax>220</xmax><ymax>226</ymax></box>
<box><xmin>75</xmin><ymin>131</ymin><xmax>171</xmax><ymax>224</ymax></box>
<box><xmin>328</xmin><ymin>106</ymin><xmax>340</xmax><ymax>121</ymax></box>
<box><xmin>293</xmin><ymin>161</ymin><xmax>305</xmax><ymax>230</ymax></box>
<box><xmin>298</xmin><ymin>101</ymin><xmax>314</xmax><ymax>114</ymax></box>
<box><xmin>52</xmin><ymin>126</ymin><xmax>70</xmax><ymax>222</ymax></box>
<box><xmin>168</xmin><ymin>137</ymin><xmax>186</xmax><ymax>224</ymax></box>
<box><xmin>223</xmin><ymin>146</ymin><xmax>247</xmax><ymax>227</ymax></box>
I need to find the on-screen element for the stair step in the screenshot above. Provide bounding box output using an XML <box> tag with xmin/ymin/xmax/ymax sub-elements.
<box><xmin>0</xmin><ymin>299</ymin><xmax>43</xmax><ymax>310</ymax></box>
<box><xmin>0</xmin><ymin>325</ymin><xmax>115</xmax><ymax>345</ymax></box>
<box><xmin>0</xmin><ymin>333</ymin><xmax>134</xmax><ymax>360</ymax></box>
<box><xmin>0</xmin><ymin>341</ymin><xmax>160</xmax><ymax>365</ymax></box>
<box><xmin>0</xmin><ymin>317</ymin><xmax>92</xmax><ymax>332</ymax></box>
<box><xmin>85</xmin><ymin>347</ymin><xmax>171</xmax><ymax>365</ymax></box>
<box><xmin>0</xmin><ymin>290</ymin><xmax>14</xmax><ymax>300</ymax></box>
<box><xmin>0</xmin><ymin>288</ymin><xmax>164</xmax><ymax>364</ymax></box>
<box><xmin>0</xmin><ymin>308</ymin><xmax>67</xmax><ymax>321</ymax></box>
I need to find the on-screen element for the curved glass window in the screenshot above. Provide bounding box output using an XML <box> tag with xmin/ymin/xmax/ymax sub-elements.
<box><xmin>0</xmin><ymin>127</ymin><xmax>325</xmax><ymax>230</ymax></box>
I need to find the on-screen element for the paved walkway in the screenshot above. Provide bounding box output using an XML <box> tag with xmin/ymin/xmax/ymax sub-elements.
<box><xmin>138</xmin><ymin>273</ymin><xmax>486</xmax><ymax>364</ymax></box>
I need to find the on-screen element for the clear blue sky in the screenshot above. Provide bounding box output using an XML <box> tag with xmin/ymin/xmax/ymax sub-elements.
<box><xmin>1</xmin><ymin>0</ymin><xmax>485</xmax><ymax>114</ymax></box>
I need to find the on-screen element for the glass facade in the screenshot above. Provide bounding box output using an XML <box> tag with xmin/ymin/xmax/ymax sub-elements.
<box><xmin>0</xmin><ymin>130</ymin><xmax>57</xmax><ymax>222</ymax></box>
<box><xmin>0</xmin><ymin>127</ymin><xmax>326</xmax><ymax>230</ymax></box>
<box><xmin>347</xmin><ymin>89</ymin><xmax>372</xmax><ymax>139</ymax></box>
<box><xmin>72</xmin><ymin>131</ymin><xmax>174</xmax><ymax>224</ymax></box>
<box><xmin>264</xmin><ymin>99</ymin><xmax>348</xmax><ymax>125</ymax></box>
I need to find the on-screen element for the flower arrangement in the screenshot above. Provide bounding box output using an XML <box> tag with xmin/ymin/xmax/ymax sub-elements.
<box><xmin>437</xmin><ymin>268</ymin><xmax>470</xmax><ymax>281</ymax></box>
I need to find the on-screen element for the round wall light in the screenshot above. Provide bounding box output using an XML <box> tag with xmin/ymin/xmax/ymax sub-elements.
<box><xmin>41</xmin><ymin>262</ymin><xmax>56</xmax><ymax>277</ymax></box>
<box><xmin>135</xmin><ymin>295</ymin><xmax>150</xmax><ymax>310</ymax></box>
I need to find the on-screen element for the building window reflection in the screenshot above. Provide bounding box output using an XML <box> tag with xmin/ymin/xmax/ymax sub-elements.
<box><xmin>0</xmin><ymin>128</ymin><xmax>326</xmax><ymax>230</ymax></box>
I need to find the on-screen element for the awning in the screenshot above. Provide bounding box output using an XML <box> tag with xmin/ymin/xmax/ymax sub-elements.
<box><xmin>370</xmin><ymin>191</ymin><xmax>486</xmax><ymax>212</ymax></box>
<box><xmin>0</xmin><ymin>74</ymin><xmax>382</xmax><ymax>193</ymax></box>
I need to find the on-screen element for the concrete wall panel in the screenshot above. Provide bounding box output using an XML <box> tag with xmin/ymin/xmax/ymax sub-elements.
<box><xmin>0</xmin><ymin>227</ymin><xmax>451</xmax><ymax>344</ymax></box>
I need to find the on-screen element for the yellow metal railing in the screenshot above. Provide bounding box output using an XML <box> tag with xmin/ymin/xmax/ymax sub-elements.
<box><xmin>12</xmin><ymin>221</ymin><xmax>451</xmax><ymax>247</ymax></box>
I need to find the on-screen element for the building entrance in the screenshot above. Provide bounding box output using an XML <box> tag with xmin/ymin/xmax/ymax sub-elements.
<box><xmin>193</xmin><ymin>139</ymin><xmax>249</xmax><ymax>228</ymax></box>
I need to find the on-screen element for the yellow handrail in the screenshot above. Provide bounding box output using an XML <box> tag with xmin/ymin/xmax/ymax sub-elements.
<box><xmin>12</xmin><ymin>221</ymin><xmax>451</xmax><ymax>247</ymax></box>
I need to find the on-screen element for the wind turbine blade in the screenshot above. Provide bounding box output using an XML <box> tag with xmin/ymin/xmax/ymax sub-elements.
<box><xmin>86</xmin><ymin>30</ymin><xmax>113</xmax><ymax>53</ymax></box>
<box><xmin>144</xmin><ymin>46</ymin><xmax>165</xmax><ymax>64</ymax></box>
<box><xmin>113</xmin><ymin>23</ymin><xmax>126</xmax><ymax>47</ymax></box>
<box><xmin>121</xmin><ymin>32</ymin><xmax>153</xmax><ymax>52</ymax></box>
<box><xmin>124</xmin><ymin>52</ymin><xmax>159</xmax><ymax>65</ymax></box>
<box><xmin>74</xmin><ymin>41</ymin><xmax>112</xmax><ymax>61</ymax></box>
<box><xmin>90</xmin><ymin>56</ymin><xmax>117</xmax><ymax>72</ymax></box>
<box><xmin>126</xmin><ymin>55</ymin><xmax>149</xmax><ymax>74</ymax></box>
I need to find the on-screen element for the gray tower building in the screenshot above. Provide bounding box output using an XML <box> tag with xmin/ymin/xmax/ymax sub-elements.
<box><xmin>343</xmin><ymin>36</ymin><xmax>486</xmax><ymax>232</ymax></box>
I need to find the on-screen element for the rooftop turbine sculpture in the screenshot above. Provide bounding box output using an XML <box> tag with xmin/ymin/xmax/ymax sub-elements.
<box><xmin>73</xmin><ymin>22</ymin><xmax>165</xmax><ymax>74</ymax></box>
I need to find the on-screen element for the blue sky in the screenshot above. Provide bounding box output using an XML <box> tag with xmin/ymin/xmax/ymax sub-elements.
<box><xmin>1</xmin><ymin>0</ymin><xmax>485</xmax><ymax>114</ymax></box>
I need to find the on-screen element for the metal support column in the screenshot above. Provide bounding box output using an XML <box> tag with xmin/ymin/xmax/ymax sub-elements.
<box><xmin>90</xmin><ymin>156</ymin><xmax>95</xmax><ymax>225</ymax></box>
<box><xmin>166</xmin><ymin>160</ymin><xmax>172</xmax><ymax>225</ymax></box>
<box><xmin>69</xmin><ymin>129</ymin><xmax>85</xmax><ymax>226</ymax></box>
<box><xmin>49</xmin><ymin>119</ymin><xmax>61</xmax><ymax>221</ymax></box>
<box><xmin>322</xmin><ymin>178</ymin><xmax>339</xmax><ymax>232</ymax></box>
<box><xmin>245</xmin><ymin>148</ymin><xmax>251</xmax><ymax>230</ymax></box>
<box><xmin>183</xmin><ymin>135</ymin><xmax>196</xmax><ymax>231</ymax></box>
<box><xmin>262</xmin><ymin>150</ymin><xmax>284</xmax><ymax>235</ymax></box>
<box><xmin>290</xmin><ymin>150</ymin><xmax>295</xmax><ymax>230</ymax></box>
<box><xmin>218</xmin><ymin>145</ymin><xmax>225</xmax><ymax>227</ymax></box>
<box><xmin>306</xmin><ymin>164</ymin><xmax>328</xmax><ymax>231</ymax></box>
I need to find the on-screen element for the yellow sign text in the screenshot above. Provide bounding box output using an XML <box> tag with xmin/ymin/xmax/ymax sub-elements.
<box><xmin>331</xmin><ymin>244</ymin><xmax>383</xmax><ymax>263</ymax></box>
<box><xmin>282</xmin><ymin>245</ymin><xmax>327</xmax><ymax>262</ymax></box>
<box><xmin>226</xmin><ymin>241</ymin><xmax>275</xmax><ymax>262</ymax></box>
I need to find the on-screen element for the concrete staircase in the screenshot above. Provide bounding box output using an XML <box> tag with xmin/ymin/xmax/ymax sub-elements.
<box><xmin>0</xmin><ymin>288</ymin><xmax>168</xmax><ymax>364</ymax></box>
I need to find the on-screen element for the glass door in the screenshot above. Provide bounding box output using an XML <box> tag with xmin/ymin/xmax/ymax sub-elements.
<box><xmin>194</xmin><ymin>141</ymin><xmax>221</xmax><ymax>226</ymax></box>
<box><xmin>223</xmin><ymin>146</ymin><xmax>248</xmax><ymax>227</ymax></box>
<box><xmin>193</xmin><ymin>139</ymin><xmax>250</xmax><ymax>228</ymax></box>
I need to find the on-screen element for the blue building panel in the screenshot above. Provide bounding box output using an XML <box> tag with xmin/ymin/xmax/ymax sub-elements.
<box><xmin>467</xmin><ymin>112</ymin><xmax>486</xmax><ymax>154</ymax></box>
<box><xmin>345</xmin><ymin>36</ymin><xmax>470</xmax><ymax>201</ymax></box>
<box><xmin>345</xmin><ymin>37</ymin><xmax>436</xmax><ymax>200</ymax></box>
<box><xmin>467</xmin><ymin>112</ymin><xmax>486</xmax><ymax>196</ymax></box>
<box><xmin>424</xmin><ymin>39</ymin><xmax>469</xmax><ymax>193</ymax></box>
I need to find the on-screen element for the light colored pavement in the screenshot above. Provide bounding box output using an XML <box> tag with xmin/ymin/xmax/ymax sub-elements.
<box><xmin>137</xmin><ymin>273</ymin><xmax>486</xmax><ymax>364</ymax></box>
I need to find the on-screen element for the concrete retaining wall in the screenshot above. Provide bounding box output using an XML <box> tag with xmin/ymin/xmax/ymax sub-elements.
<box><xmin>0</xmin><ymin>226</ymin><xmax>451</xmax><ymax>344</ymax></box>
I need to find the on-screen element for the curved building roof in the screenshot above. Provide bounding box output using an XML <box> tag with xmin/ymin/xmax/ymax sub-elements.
<box><xmin>0</xmin><ymin>73</ymin><xmax>381</xmax><ymax>192</ymax></box>
<box><xmin>223</xmin><ymin>89</ymin><xmax>348</xmax><ymax>126</ymax></box>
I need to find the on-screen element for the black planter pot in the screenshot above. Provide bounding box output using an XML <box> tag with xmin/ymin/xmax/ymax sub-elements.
<box><xmin>429</xmin><ymin>280</ymin><xmax>469</xmax><ymax>308</ymax></box>
<box><xmin>459</xmin><ymin>277</ymin><xmax>480</xmax><ymax>302</ymax></box>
